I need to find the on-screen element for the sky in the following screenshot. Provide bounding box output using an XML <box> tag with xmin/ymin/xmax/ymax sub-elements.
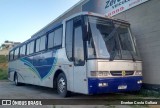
<box><xmin>0</xmin><ymin>0</ymin><xmax>81</xmax><ymax>45</ymax></box>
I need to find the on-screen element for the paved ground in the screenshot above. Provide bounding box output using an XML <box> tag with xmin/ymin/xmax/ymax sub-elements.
<box><xmin>0</xmin><ymin>80</ymin><xmax>141</xmax><ymax>99</ymax></box>
<box><xmin>0</xmin><ymin>80</ymin><xmax>159</xmax><ymax>108</ymax></box>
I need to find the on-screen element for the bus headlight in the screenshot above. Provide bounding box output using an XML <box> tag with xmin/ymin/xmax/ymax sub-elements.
<box><xmin>135</xmin><ymin>71</ymin><xmax>142</xmax><ymax>76</ymax></box>
<box><xmin>137</xmin><ymin>80</ymin><xmax>142</xmax><ymax>84</ymax></box>
<box><xmin>91</xmin><ymin>71</ymin><xmax>110</xmax><ymax>77</ymax></box>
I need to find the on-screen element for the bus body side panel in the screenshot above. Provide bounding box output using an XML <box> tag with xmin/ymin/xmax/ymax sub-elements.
<box><xmin>23</xmin><ymin>56</ymin><xmax>34</xmax><ymax>84</ymax></box>
<box><xmin>8</xmin><ymin>47</ymin><xmax>76</xmax><ymax>92</ymax></box>
<box><xmin>8</xmin><ymin>48</ymin><xmax>75</xmax><ymax>90</ymax></box>
<box><xmin>32</xmin><ymin>50</ymin><xmax>57</xmax><ymax>87</ymax></box>
<box><xmin>55</xmin><ymin>48</ymin><xmax>74</xmax><ymax>92</ymax></box>
<box><xmin>30</xmin><ymin>48</ymin><xmax>72</xmax><ymax>88</ymax></box>
<box><xmin>8</xmin><ymin>61</ymin><xmax>16</xmax><ymax>81</ymax></box>
<box><xmin>17</xmin><ymin>49</ymin><xmax>59</xmax><ymax>88</ymax></box>
<box><xmin>8</xmin><ymin>59</ymin><xmax>29</xmax><ymax>84</ymax></box>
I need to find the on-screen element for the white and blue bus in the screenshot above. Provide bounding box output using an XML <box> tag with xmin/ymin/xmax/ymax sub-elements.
<box><xmin>8</xmin><ymin>12</ymin><xmax>142</xmax><ymax>97</ymax></box>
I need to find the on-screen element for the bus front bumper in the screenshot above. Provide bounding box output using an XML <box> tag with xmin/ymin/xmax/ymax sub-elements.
<box><xmin>88</xmin><ymin>76</ymin><xmax>142</xmax><ymax>94</ymax></box>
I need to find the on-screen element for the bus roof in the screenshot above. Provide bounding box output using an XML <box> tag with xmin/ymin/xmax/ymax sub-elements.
<box><xmin>10</xmin><ymin>11</ymin><xmax>130</xmax><ymax>52</ymax></box>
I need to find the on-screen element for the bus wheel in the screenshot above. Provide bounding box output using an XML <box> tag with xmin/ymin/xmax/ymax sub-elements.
<box><xmin>14</xmin><ymin>74</ymin><xmax>20</xmax><ymax>86</ymax></box>
<box><xmin>57</xmin><ymin>73</ymin><xmax>70</xmax><ymax>97</ymax></box>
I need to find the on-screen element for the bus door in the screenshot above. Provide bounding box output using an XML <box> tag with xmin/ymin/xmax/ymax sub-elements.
<box><xmin>73</xmin><ymin>17</ymin><xmax>88</xmax><ymax>94</ymax></box>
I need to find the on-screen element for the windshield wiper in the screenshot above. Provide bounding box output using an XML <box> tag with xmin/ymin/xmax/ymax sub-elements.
<box><xmin>123</xmin><ymin>41</ymin><xmax>136</xmax><ymax>62</ymax></box>
<box><xmin>109</xmin><ymin>37</ymin><xmax>119</xmax><ymax>61</ymax></box>
<box><xmin>108</xmin><ymin>25</ymin><xmax>121</xmax><ymax>61</ymax></box>
<box><xmin>109</xmin><ymin>51</ymin><xmax>117</xmax><ymax>61</ymax></box>
<box><xmin>128</xmin><ymin>49</ymin><xmax>136</xmax><ymax>62</ymax></box>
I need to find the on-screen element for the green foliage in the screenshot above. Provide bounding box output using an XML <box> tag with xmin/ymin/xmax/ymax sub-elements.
<box><xmin>0</xmin><ymin>55</ymin><xmax>7</xmax><ymax>63</ymax></box>
<box><xmin>0</xmin><ymin>69</ymin><xmax>8</xmax><ymax>80</ymax></box>
<box><xmin>0</xmin><ymin>55</ymin><xmax>8</xmax><ymax>80</ymax></box>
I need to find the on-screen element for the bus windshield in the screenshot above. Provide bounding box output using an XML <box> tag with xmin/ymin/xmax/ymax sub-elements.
<box><xmin>86</xmin><ymin>16</ymin><xmax>141</xmax><ymax>61</ymax></box>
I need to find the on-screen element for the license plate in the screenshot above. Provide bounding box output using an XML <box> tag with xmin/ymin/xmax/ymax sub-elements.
<box><xmin>118</xmin><ymin>85</ymin><xmax>127</xmax><ymax>90</ymax></box>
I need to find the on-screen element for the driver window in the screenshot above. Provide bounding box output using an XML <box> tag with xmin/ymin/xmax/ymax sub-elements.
<box><xmin>74</xmin><ymin>24</ymin><xmax>85</xmax><ymax>66</ymax></box>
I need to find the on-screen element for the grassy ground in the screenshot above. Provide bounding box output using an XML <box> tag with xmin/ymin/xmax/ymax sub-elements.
<box><xmin>0</xmin><ymin>55</ymin><xmax>7</xmax><ymax>63</ymax></box>
<box><xmin>0</xmin><ymin>68</ymin><xmax>7</xmax><ymax>80</ymax></box>
<box><xmin>0</xmin><ymin>55</ymin><xmax>8</xmax><ymax>80</ymax></box>
<box><xmin>137</xmin><ymin>89</ymin><xmax>160</xmax><ymax>98</ymax></box>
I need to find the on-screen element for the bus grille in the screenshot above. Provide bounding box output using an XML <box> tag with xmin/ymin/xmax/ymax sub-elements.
<box><xmin>110</xmin><ymin>71</ymin><xmax>134</xmax><ymax>76</ymax></box>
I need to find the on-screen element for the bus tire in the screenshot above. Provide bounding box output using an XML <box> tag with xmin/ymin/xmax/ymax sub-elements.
<box><xmin>57</xmin><ymin>73</ymin><xmax>70</xmax><ymax>97</ymax></box>
<box><xmin>14</xmin><ymin>74</ymin><xmax>20</xmax><ymax>86</ymax></box>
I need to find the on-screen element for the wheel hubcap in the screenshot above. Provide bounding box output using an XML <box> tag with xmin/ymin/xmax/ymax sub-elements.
<box><xmin>58</xmin><ymin>78</ymin><xmax>66</xmax><ymax>93</ymax></box>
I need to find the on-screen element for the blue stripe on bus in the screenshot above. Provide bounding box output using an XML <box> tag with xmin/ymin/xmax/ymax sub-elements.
<box><xmin>20</xmin><ymin>52</ymin><xmax>58</xmax><ymax>80</ymax></box>
<box><xmin>88</xmin><ymin>76</ymin><xmax>142</xmax><ymax>94</ymax></box>
<box><xmin>21</xmin><ymin>58</ymin><xmax>41</xmax><ymax>78</ymax></box>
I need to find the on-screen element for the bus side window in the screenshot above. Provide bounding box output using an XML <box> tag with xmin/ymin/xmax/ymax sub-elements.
<box><xmin>66</xmin><ymin>20</ymin><xmax>73</xmax><ymax>61</ymax></box>
<box><xmin>9</xmin><ymin>51</ymin><xmax>14</xmax><ymax>61</ymax></box>
<box><xmin>54</xmin><ymin>27</ymin><xmax>62</xmax><ymax>47</ymax></box>
<box><xmin>48</xmin><ymin>31</ymin><xmax>54</xmax><ymax>49</ymax></box>
<box><xmin>20</xmin><ymin>46</ymin><xmax>23</xmax><ymax>57</ymax></box>
<box><xmin>20</xmin><ymin>45</ymin><xmax>26</xmax><ymax>57</ymax></box>
<box><xmin>40</xmin><ymin>36</ymin><xmax>46</xmax><ymax>51</ymax></box>
<box><xmin>73</xmin><ymin>19</ymin><xmax>85</xmax><ymax>66</ymax></box>
<box><xmin>36</xmin><ymin>38</ymin><xmax>40</xmax><ymax>52</ymax></box>
<box><xmin>30</xmin><ymin>41</ymin><xmax>35</xmax><ymax>54</ymax></box>
<box><xmin>27</xmin><ymin>43</ymin><xmax>30</xmax><ymax>55</ymax></box>
<box><xmin>9</xmin><ymin>51</ymin><xmax>11</xmax><ymax>61</ymax></box>
<box><xmin>48</xmin><ymin>26</ymin><xmax>62</xmax><ymax>49</ymax></box>
<box><xmin>14</xmin><ymin>48</ymin><xmax>19</xmax><ymax>59</ymax></box>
